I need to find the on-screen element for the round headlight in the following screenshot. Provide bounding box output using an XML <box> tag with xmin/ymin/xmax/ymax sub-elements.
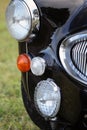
<box><xmin>34</xmin><ymin>79</ymin><xmax>61</xmax><ymax>118</ymax></box>
<box><xmin>6</xmin><ymin>0</ymin><xmax>40</xmax><ymax>41</ymax></box>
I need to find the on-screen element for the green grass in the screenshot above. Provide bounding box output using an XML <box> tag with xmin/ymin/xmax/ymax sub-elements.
<box><xmin>0</xmin><ymin>0</ymin><xmax>39</xmax><ymax>130</ymax></box>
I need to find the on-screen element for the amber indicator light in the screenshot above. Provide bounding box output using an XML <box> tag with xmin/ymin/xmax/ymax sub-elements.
<box><xmin>17</xmin><ymin>54</ymin><xmax>31</xmax><ymax>72</ymax></box>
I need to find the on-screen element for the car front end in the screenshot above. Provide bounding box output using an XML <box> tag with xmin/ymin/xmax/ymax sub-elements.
<box><xmin>6</xmin><ymin>0</ymin><xmax>87</xmax><ymax>129</ymax></box>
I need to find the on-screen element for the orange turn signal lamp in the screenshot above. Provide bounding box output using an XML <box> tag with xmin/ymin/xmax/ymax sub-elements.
<box><xmin>17</xmin><ymin>54</ymin><xmax>31</xmax><ymax>72</ymax></box>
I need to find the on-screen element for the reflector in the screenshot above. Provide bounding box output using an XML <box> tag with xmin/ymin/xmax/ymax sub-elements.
<box><xmin>17</xmin><ymin>54</ymin><xmax>31</xmax><ymax>72</ymax></box>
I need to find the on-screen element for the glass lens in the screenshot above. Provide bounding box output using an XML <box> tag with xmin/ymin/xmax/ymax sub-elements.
<box><xmin>34</xmin><ymin>79</ymin><xmax>61</xmax><ymax>117</ymax></box>
<box><xmin>6</xmin><ymin>0</ymin><xmax>31</xmax><ymax>40</ymax></box>
<box><xmin>31</xmin><ymin>57</ymin><xmax>46</xmax><ymax>76</ymax></box>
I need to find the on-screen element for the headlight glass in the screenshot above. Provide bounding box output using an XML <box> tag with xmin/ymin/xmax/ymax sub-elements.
<box><xmin>34</xmin><ymin>79</ymin><xmax>61</xmax><ymax>118</ymax></box>
<box><xmin>6</xmin><ymin>0</ymin><xmax>31</xmax><ymax>41</ymax></box>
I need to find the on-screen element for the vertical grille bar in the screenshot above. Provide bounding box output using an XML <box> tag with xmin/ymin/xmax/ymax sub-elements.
<box><xmin>72</xmin><ymin>41</ymin><xmax>87</xmax><ymax>77</ymax></box>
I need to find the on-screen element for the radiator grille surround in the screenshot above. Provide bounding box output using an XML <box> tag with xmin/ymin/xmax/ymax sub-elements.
<box><xmin>59</xmin><ymin>31</ymin><xmax>87</xmax><ymax>85</ymax></box>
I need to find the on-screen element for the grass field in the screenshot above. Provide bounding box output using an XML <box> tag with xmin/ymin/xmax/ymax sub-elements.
<box><xmin>0</xmin><ymin>0</ymin><xmax>39</xmax><ymax>130</ymax></box>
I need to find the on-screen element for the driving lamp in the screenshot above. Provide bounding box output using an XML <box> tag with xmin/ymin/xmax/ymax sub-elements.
<box><xmin>34</xmin><ymin>79</ymin><xmax>61</xmax><ymax>118</ymax></box>
<box><xmin>6</xmin><ymin>0</ymin><xmax>40</xmax><ymax>41</ymax></box>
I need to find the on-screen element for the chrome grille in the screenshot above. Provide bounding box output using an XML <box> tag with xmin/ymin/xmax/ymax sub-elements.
<box><xmin>71</xmin><ymin>41</ymin><xmax>87</xmax><ymax>77</ymax></box>
<box><xmin>59</xmin><ymin>31</ymin><xmax>87</xmax><ymax>85</ymax></box>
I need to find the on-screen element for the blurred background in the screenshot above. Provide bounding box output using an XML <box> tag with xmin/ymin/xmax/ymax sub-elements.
<box><xmin>0</xmin><ymin>0</ymin><xmax>39</xmax><ymax>129</ymax></box>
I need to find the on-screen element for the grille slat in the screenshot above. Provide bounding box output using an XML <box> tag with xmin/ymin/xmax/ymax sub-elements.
<box><xmin>81</xmin><ymin>42</ymin><xmax>85</xmax><ymax>73</ymax></box>
<box><xmin>72</xmin><ymin>41</ymin><xmax>87</xmax><ymax>77</ymax></box>
<box><xmin>79</xmin><ymin>42</ymin><xmax>83</xmax><ymax>73</ymax></box>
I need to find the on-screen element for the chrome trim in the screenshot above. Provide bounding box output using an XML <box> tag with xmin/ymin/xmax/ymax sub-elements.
<box><xmin>59</xmin><ymin>31</ymin><xmax>87</xmax><ymax>85</ymax></box>
<box><xmin>23</xmin><ymin>0</ymin><xmax>40</xmax><ymax>39</ymax></box>
<box><xmin>23</xmin><ymin>0</ymin><xmax>40</xmax><ymax>34</ymax></box>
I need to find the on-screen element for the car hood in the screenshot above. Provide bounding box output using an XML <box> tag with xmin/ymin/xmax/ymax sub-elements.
<box><xmin>35</xmin><ymin>0</ymin><xmax>84</xmax><ymax>13</ymax></box>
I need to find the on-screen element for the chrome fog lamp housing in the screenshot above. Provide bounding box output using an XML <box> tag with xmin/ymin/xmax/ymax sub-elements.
<box><xmin>34</xmin><ymin>79</ymin><xmax>61</xmax><ymax>118</ymax></box>
<box><xmin>6</xmin><ymin>0</ymin><xmax>40</xmax><ymax>41</ymax></box>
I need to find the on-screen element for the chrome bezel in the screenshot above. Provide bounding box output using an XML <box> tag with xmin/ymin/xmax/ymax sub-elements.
<box><xmin>23</xmin><ymin>0</ymin><xmax>40</xmax><ymax>38</ymax></box>
<box><xmin>59</xmin><ymin>31</ymin><xmax>87</xmax><ymax>85</ymax></box>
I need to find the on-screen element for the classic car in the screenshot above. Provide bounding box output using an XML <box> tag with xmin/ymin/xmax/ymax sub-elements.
<box><xmin>5</xmin><ymin>0</ymin><xmax>87</xmax><ymax>129</ymax></box>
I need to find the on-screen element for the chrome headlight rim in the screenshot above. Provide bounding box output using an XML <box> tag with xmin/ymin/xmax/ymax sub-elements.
<box><xmin>23</xmin><ymin>0</ymin><xmax>40</xmax><ymax>34</ymax></box>
<box><xmin>6</xmin><ymin>0</ymin><xmax>40</xmax><ymax>41</ymax></box>
<box><xmin>34</xmin><ymin>79</ymin><xmax>61</xmax><ymax>119</ymax></box>
<box><xmin>59</xmin><ymin>31</ymin><xmax>87</xmax><ymax>85</ymax></box>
